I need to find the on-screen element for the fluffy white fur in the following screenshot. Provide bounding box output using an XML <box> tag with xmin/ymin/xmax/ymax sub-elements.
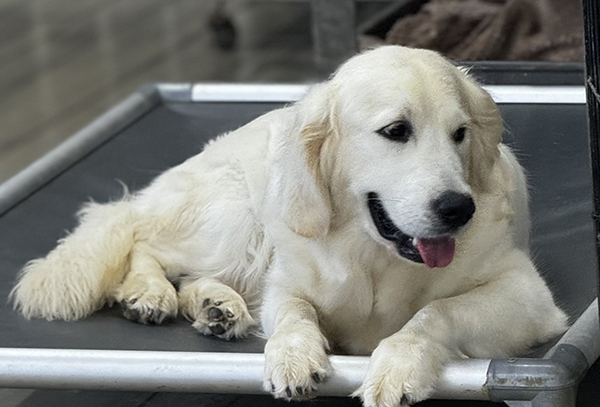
<box><xmin>11</xmin><ymin>46</ymin><xmax>567</xmax><ymax>406</ymax></box>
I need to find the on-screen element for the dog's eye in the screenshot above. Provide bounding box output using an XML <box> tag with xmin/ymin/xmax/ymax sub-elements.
<box><xmin>377</xmin><ymin>121</ymin><xmax>412</xmax><ymax>143</ymax></box>
<box><xmin>453</xmin><ymin>127</ymin><xmax>467</xmax><ymax>143</ymax></box>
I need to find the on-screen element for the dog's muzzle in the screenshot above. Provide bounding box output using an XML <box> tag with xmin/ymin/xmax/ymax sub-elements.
<box><xmin>367</xmin><ymin>192</ymin><xmax>458</xmax><ymax>268</ymax></box>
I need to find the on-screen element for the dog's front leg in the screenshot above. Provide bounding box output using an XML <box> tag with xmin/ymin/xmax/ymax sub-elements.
<box><xmin>354</xmin><ymin>265</ymin><xmax>567</xmax><ymax>406</ymax></box>
<box><xmin>262</xmin><ymin>294</ymin><xmax>332</xmax><ymax>400</ymax></box>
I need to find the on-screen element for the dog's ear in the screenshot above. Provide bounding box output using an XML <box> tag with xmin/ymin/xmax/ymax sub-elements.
<box><xmin>267</xmin><ymin>83</ymin><xmax>338</xmax><ymax>239</ymax></box>
<box><xmin>460</xmin><ymin>74</ymin><xmax>503</xmax><ymax>193</ymax></box>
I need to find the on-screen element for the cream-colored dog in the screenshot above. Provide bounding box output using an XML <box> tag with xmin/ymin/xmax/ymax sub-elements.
<box><xmin>11</xmin><ymin>46</ymin><xmax>567</xmax><ymax>406</ymax></box>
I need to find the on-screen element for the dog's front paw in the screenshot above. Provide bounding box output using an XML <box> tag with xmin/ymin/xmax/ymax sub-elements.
<box><xmin>353</xmin><ymin>334</ymin><xmax>449</xmax><ymax>407</ymax></box>
<box><xmin>264</xmin><ymin>325</ymin><xmax>332</xmax><ymax>400</ymax></box>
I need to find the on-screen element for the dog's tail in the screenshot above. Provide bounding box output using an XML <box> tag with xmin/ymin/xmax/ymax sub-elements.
<box><xmin>10</xmin><ymin>199</ymin><xmax>136</xmax><ymax>320</ymax></box>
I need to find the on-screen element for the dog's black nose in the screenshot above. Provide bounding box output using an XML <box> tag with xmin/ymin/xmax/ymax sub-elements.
<box><xmin>432</xmin><ymin>191</ymin><xmax>475</xmax><ymax>230</ymax></box>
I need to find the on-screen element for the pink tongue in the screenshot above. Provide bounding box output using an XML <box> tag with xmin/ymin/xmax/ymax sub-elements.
<box><xmin>416</xmin><ymin>237</ymin><xmax>456</xmax><ymax>268</ymax></box>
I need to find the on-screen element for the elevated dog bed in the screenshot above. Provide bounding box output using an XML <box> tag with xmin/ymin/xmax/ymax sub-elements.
<box><xmin>0</xmin><ymin>77</ymin><xmax>598</xmax><ymax>406</ymax></box>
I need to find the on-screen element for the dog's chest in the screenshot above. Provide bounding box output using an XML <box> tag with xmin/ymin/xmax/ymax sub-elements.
<box><xmin>308</xmin><ymin>248</ymin><xmax>433</xmax><ymax>354</ymax></box>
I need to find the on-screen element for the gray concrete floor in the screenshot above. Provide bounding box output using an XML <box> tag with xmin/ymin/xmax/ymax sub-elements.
<box><xmin>0</xmin><ymin>0</ymin><xmax>319</xmax><ymax>184</ymax></box>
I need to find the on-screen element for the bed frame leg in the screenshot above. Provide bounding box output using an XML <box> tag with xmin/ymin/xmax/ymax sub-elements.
<box><xmin>490</xmin><ymin>341</ymin><xmax>590</xmax><ymax>407</ymax></box>
<box><xmin>505</xmin><ymin>387</ymin><xmax>577</xmax><ymax>407</ymax></box>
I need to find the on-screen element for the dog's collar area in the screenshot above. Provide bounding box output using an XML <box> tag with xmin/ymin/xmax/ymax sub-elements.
<box><xmin>366</xmin><ymin>192</ymin><xmax>424</xmax><ymax>264</ymax></box>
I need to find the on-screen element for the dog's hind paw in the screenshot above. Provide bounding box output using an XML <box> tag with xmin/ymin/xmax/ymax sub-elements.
<box><xmin>115</xmin><ymin>274</ymin><xmax>178</xmax><ymax>325</ymax></box>
<box><xmin>119</xmin><ymin>296</ymin><xmax>176</xmax><ymax>325</ymax></box>
<box><xmin>179</xmin><ymin>279</ymin><xmax>256</xmax><ymax>340</ymax></box>
<box><xmin>192</xmin><ymin>297</ymin><xmax>255</xmax><ymax>339</ymax></box>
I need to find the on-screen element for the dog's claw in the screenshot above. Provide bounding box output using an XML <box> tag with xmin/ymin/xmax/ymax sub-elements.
<box><xmin>120</xmin><ymin>298</ymin><xmax>174</xmax><ymax>325</ymax></box>
<box><xmin>121</xmin><ymin>301</ymin><xmax>141</xmax><ymax>322</ymax></box>
<box><xmin>285</xmin><ymin>387</ymin><xmax>292</xmax><ymax>398</ymax></box>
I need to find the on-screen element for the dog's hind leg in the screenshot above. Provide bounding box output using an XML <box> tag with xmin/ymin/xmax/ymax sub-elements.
<box><xmin>178</xmin><ymin>277</ymin><xmax>256</xmax><ymax>340</ymax></box>
<box><xmin>114</xmin><ymin>246</ymin><xmax>178</xmax><ymax>325</ymax></box>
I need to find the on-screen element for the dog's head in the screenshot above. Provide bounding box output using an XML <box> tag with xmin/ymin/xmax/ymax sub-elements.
<box><xmin>272</xmin><ymin>46</ymin><xmax>503</xmax><ymax>268</ymax></box>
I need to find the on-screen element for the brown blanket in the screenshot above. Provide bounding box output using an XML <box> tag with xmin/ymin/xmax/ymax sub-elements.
<box><xmin>367</xmin><ymin>0</ymin><xmax>584</xmax><ymax>62</ymax></box>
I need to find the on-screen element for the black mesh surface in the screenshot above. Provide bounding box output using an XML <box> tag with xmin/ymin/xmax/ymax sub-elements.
<box><xmin>0</xmin><ymin>100</ymin><xmax>595</xmax><ymax>352</ymax></box>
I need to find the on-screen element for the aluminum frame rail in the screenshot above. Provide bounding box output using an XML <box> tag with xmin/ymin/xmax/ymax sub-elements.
<box><xmin>0</xmin><ymin>301</ymin><xmax>596</xmax><ymax>404</ymax></box>
<box><xmin>0</xmin><ymin>349</ymin><xmax>487</xmax><ymax>398</ymax></box>
<box><xmin>188</xmin><ymin>83</ymin><xmax>587</xmax><ymax>104</ymax></box>
<box><xmin>0</xmin><ymin>87</ymin><xmax>160</xmax><ymax>217</ymax></box>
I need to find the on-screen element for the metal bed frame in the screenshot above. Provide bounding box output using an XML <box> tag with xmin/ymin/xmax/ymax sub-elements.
<box><xmin>0</xmin><ymin>83</ymin><xmax>598</xmax><ymax>407</ymax></box>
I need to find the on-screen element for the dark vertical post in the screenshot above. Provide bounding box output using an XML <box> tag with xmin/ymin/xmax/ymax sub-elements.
<box><xmin>582</xmin><ymin>0</ymin><xmax>600</xmax><ymax>324</ymax></box>
<box><xmin>310</xmin><ymin>0</ymin><xmax>357</xmax><ymax>76</ymax></box>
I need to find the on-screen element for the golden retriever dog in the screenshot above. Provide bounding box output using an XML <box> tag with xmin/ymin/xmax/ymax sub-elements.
<box><xmin>11</xmin><ymin>46</ymin><xmax>567</xmax><ymax>406</ymax></box>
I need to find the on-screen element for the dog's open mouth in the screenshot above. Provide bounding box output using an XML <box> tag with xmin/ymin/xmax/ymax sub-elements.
<box><xmin>367</xmin><ymin>192</ymin><xmax>455</xmax><ymax>268</ymax></box>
